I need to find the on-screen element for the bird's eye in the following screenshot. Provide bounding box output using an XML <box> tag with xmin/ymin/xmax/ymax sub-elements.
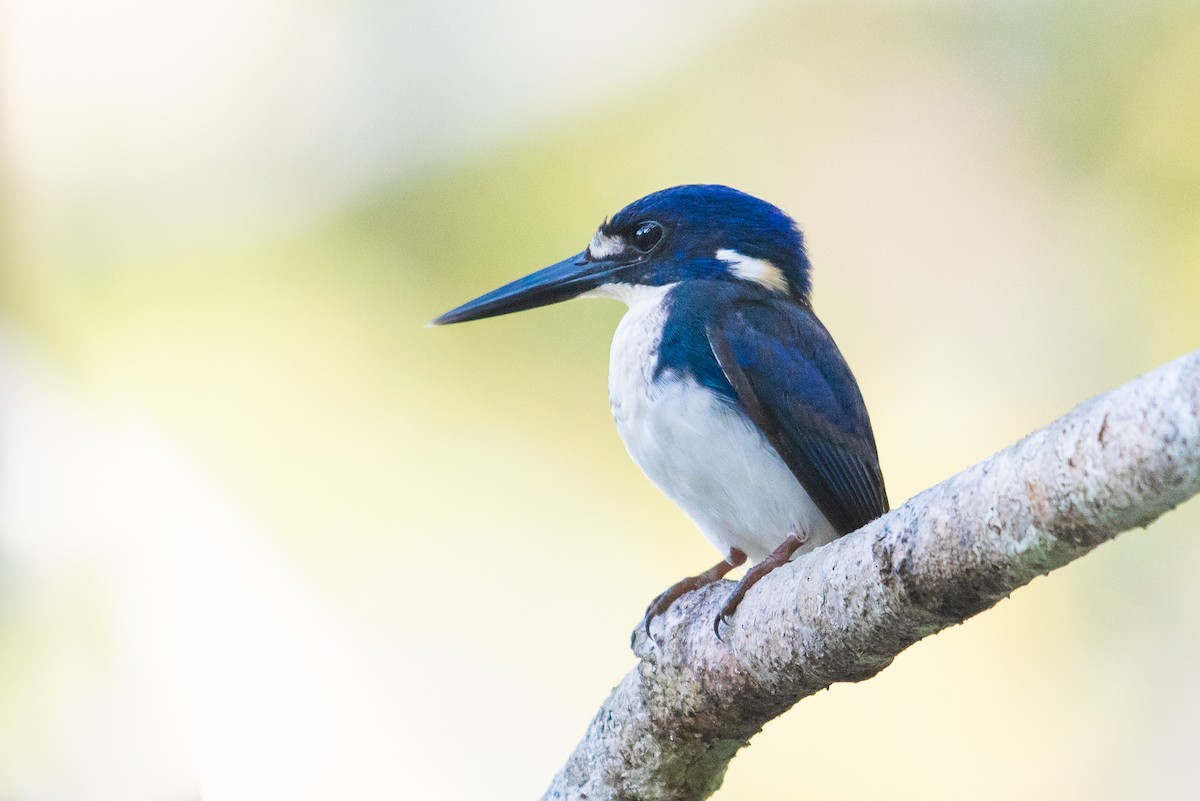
<box><xmin>631</xmin><ymin>221</ymin><xmax>664</xmax><ymax>253</ymax></box>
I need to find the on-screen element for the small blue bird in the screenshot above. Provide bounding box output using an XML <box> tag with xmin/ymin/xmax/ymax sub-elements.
<box><xmin>433</xmin><ymin>185</ymin><xmax>888</xmax><ymax>635</ymax></box>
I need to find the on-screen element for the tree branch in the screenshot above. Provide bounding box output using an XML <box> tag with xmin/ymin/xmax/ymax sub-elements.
<box><xmin>542</xmin><ymin>349</ymin><xmax>1200</xmax><ymax>801</ymax></box>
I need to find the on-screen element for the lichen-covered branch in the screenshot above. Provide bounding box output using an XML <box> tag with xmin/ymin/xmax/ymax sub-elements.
<box><xmin>542</xmin><ymin>349</ymin><xmax>1200</xmax><ymax>801</ymax></box>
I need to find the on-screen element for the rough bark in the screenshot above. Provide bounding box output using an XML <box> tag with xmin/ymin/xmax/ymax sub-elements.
<box><xmin>542</xmin><ymin>349</ymin><xmax>1200</xmax><ymax>801</ymax></box>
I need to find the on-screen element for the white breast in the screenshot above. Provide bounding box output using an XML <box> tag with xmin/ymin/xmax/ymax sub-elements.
<box><xmin>602</xmin><ymin>283</ymin><xmax>837</xmax><ymax>564</ymax></box>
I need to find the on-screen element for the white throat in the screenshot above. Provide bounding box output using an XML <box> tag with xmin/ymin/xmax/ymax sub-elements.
<box><xmin>582</xmin><ymin>281</ymin><xmax>676</xmax><ymax>308</ymax></box>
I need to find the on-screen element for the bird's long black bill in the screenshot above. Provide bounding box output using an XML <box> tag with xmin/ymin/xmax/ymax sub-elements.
<box><xmin>430</xmin><ymin>250</ymin><xmax>617</xmax><ymax>326</ymax></box>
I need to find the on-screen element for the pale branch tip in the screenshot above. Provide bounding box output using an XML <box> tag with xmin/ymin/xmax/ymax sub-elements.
<box><xmin>542</xmin><ymin>348</ymin><xmax>1200</xmax><ymax>801</ymax></box>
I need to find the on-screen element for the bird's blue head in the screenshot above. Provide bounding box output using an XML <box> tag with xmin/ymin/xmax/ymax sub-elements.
<box><xmin>432</xmin><ymin>185</ymin><xmax>813</xmax><ymax>325</ymax></box>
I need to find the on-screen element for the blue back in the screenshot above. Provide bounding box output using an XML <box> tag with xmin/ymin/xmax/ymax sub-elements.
<box><xmin>655</xmin><ymin>280</ymin><xmax>887</xmax><ymax>534</ymax></box>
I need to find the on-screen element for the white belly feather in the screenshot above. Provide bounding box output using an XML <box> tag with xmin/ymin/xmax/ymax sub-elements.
<box><xmin>602</xmin><ymin>284</ymin><xmax>837</xmax><ymax>564</ymax></box>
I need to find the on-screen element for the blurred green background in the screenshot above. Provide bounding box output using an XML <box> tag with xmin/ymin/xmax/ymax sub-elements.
<box><xmin>2</xmin><ymin>1</ymin><xmax>1198</xmax><ymax>799</ymax></box>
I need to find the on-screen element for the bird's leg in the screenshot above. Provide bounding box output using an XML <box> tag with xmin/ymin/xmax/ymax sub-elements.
<box><xmin>642</xmin><ymin>548</ymin><xmax>747</xmax><ymax>637</ymax></box>
<box><xmin>714</xmin><ymin>534</ymin><xmax>806</xmax><ymax>637</ymax></box>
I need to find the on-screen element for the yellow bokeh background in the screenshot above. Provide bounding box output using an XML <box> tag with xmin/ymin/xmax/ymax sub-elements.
<box><xmin>2</xmin><ymin>2</ymin><xmax>1199</xmax><ymax>799</ymax></box>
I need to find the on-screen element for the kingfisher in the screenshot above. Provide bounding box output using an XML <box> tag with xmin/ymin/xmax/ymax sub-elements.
<box><xmin>432</xmin><ymin>185</ymin><xmax>888</xmax><ymax>636</ymax></box>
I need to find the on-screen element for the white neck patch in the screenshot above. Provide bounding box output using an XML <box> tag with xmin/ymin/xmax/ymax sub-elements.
<box><xmin>716</xmin><ymin>248</ymin><xmax>789</xmax><ymax>293</ymax></box>
<box><xmin>588</xmin><ymin>230</ymin><xmax>625</xmax><ymax>259</ymax></box>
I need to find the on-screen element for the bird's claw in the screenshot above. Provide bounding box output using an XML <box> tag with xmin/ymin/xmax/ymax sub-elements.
<box><xmin>713</xmin><ymin>612</ymin><xmax>729</xmax><ymax>641</ymax></box>
<box><xmin>641</xmin><ymin>599</ymin><xmax>665</xmax><ymax>639</ymax></box>
<box><xmin>713</xmin><ymin>595</ymin><xmax>740</xmax><ymax>641</ymax></box>
<box><xmin>640</xmin><ymin>613</ymin><xmax>658</xmax><ymax>643</ymax></box>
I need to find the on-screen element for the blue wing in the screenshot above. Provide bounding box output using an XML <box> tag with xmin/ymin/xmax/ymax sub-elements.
<box><xmin>702</xmin><ymin>291</ymin><xmax>888</xmax><ymax>535</ymax></box>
